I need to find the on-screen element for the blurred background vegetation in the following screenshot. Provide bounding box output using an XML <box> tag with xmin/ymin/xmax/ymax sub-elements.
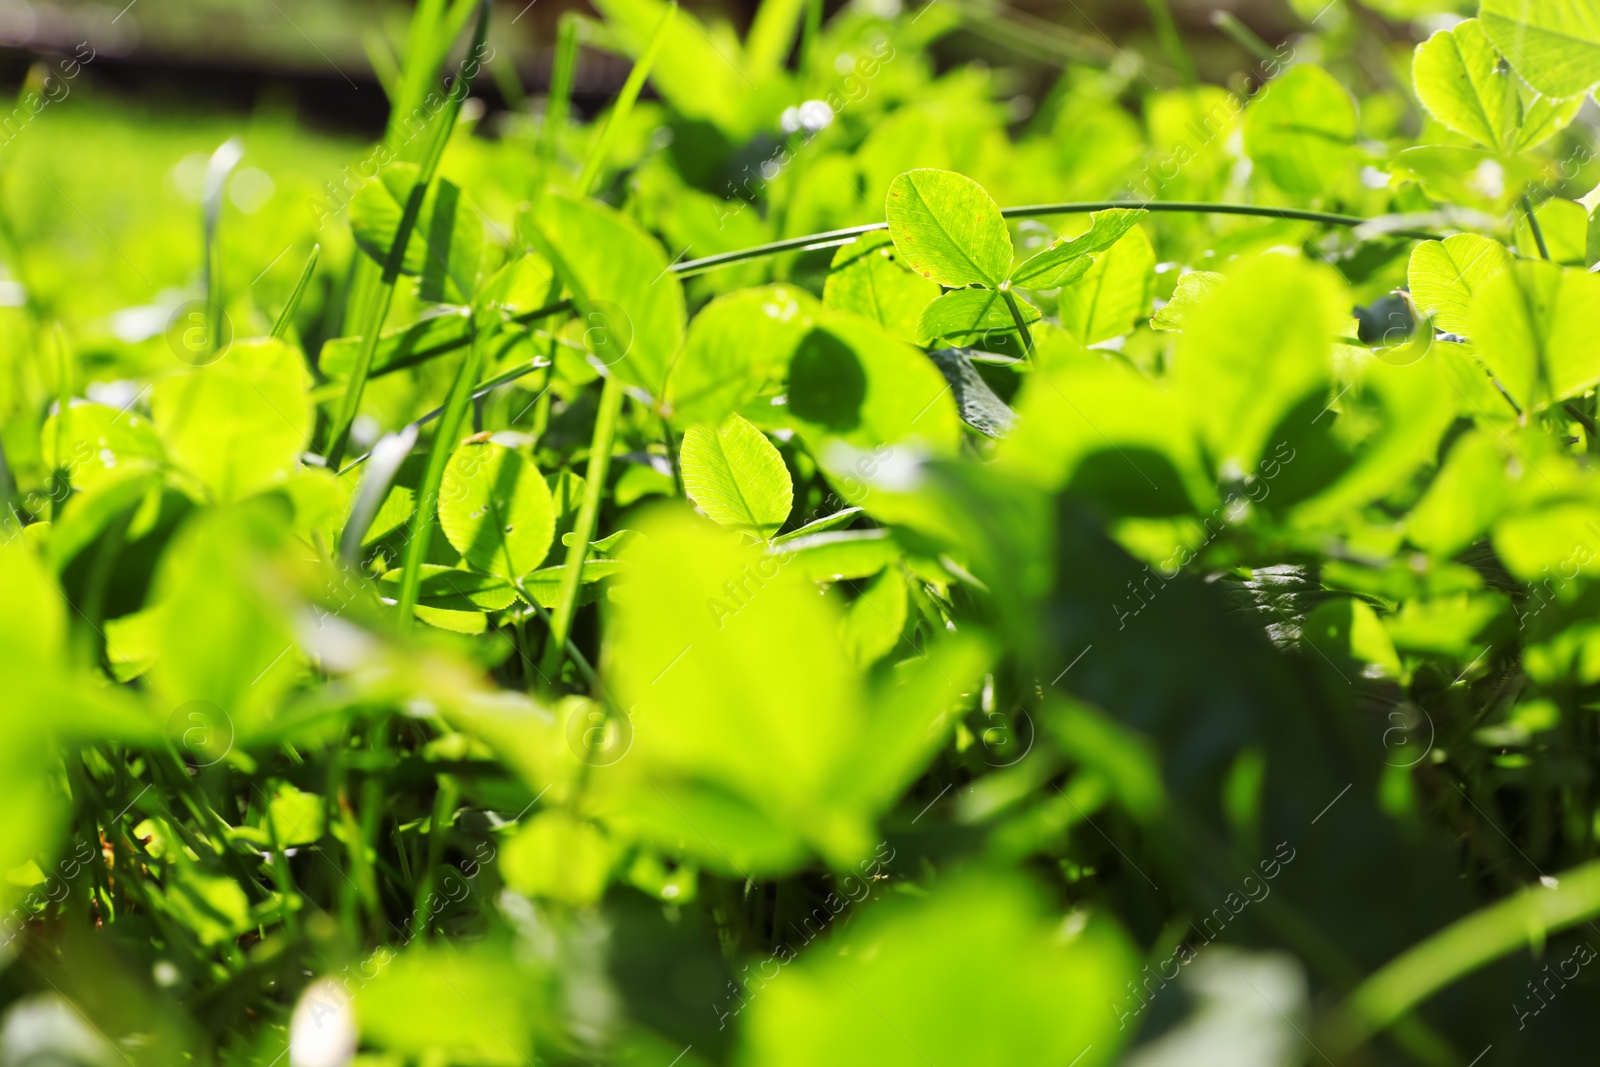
<box><xmin>0</xmin><ymin>0</ymin><xmax>1468</xmax><ymax>334</ymax></box>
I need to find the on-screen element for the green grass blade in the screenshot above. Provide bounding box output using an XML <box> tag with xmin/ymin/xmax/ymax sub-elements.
<box><xmin>745</xmin><ymin>0</ymin><xmax>806</xmax><ymax>74</ymax></box>
<box><xmin>575</xmin><ymin>3</ymin><xmax>674</xmax><ymax>198</ymax></box>
<box><xmin>1141</xmin><ymin>0</ymin><xmax>1194</xmax><ymax>85</ymax></box>
<box><xmin>362</xmin><ymin>29</ymin><xmax>402</xmax><ymax>100</ymax></box>
<box><xmin>799</xmin><ymin>0</ymin><xmax>822</xmax><ymax>71</ymax></box>
<box><xmin>335</xmin><ymin>355</ymin><xmax>549</xmax><ymax>475</ymax></box>
<box><xmin>542</xmin><ymin>14</ymin><xmax>582</xmax><ymax>173</ymax></box>
<box><xmin>326</xmin><ymin>1</ymin><xmax>491</xmax><ymax>468</ymax></box>
<box><xmin>202</xmin><ymin>138</ymin><xmax>243</xmax><ymax>355</ymax></box>
<box><xmin>394</xmin><ymin>316</ymin><xmax>489</xmax><ymax>625</ymax></box>
<box><xmin>489</xmin><ymin>43</ymin><xmax>529</xmax><ymax>113</ymax></box>
<box><xmin>537</xmin><ymin>373</ymin><xmax>624</xmax><ymax>682</ymax></box>
<box><xmin>1210</xmin><ymin>11</ymin><xmax>1278</xmax><ymax>65</ymax></box>
<box><xmin>1333</xmin><ymin>858</ymin><xmax>1600</xmax><ymax>1052</ymax></box>
<box><xmin>340</xmin><ymin>423</ymin><xmax>419</xmax><ymax>561</ymax></box>
<box><xmin>387</xmin><ymin>0</ymin><xmax>477</xmax><ymax>152</ymax></box>
<box><xmin>270</xmin><ymin>245</ymin><xmax>320</xmax><ymax>340</ymax></box>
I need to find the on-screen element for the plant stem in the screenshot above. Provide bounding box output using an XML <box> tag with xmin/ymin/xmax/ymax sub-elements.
<box><xmin>669</xmin><ymin>201</ymin><xmax>1441</xmax><ymax>277</ymax></box>
<box><xmin>333</xmin><ymin>201</ymin><xmax>1434</xmax><ymax>452</ymax></box>
<box><xmin>355</xmin><ymin>300</ymin><xmax>572</xmax><ymax>383</ymax></box>
<box><xmin>661</xmin><ymin>413</ymin><xmax>685</xmax><ymax>495</ymax></box>
<box><xmin>999</xmin><ymin>288</ymin><xmax>1034</xmax><ymax>356</ymax></box>
<box><xmin>1521</xmin><ymin>194</ymin><xmax>1551</xmax><ymax>260</ymax></box>
<box><xmin>1331</xmin><ymin>857</ymin><xmax>1600</xmax><ymax>1053</ymax></box>
<box><xmin>50</xmin><ymin>326</ymin><xmax>70</xmax><ymax>521</ymax></box>
<box><xmin>538</xmin><ymin>374</ymin><xmax>624</xmax><ymax>684</ymax></box>
<box><xmin>336</xmin><ymin>356</ymin><xmax>549</xmax><ymax>475</ymax></box>
<box><xmin>202</xmin><ymin>139</ymin><xmax>243</xmax><ymax>355</ymax></box>
<box><xmin>270</xmin><ymin>245</ymin><xmax>320</xmax><ymax>340</ymax></box>
<box><xmin>513</xmin><ymin>580</ymin><xmax>600</xmax><ymax>690</ymax></box>
<box><xmin>260</xmin><ymin>787</ymin><xmax>301</xmax><ymax>938</ymax></box>
<box><xmin>409</xmin><ymin>775</ymin><xmax>458</xmax><ymax>941</ymax></box>
<box><xmin>395</xmin><ymin>316</ymin><xmax>488</xmax><ymax>625</ymax></box>
<box><xmin>327</xmin><ymin>2</ymin><xmax>490</xmax><ymax>468</ymax></box>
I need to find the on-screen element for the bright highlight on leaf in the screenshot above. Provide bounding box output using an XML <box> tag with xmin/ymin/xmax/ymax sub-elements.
<box><xmin>1009</xmin><ymin>207</ymin><xmax>1148</xmax><ymax>289</ymax></box>
<box><xmin>438</xmin><ymin>439</ymin><xmax>556</xmax><ymax>579</ymax></box>
<box><xmin>1479</xmin><ymin>0</ymin><xmax>1600</xmax><ymax>99</ymax></box>
<box><xmin>680</xmin><ymin>413</ymin><xmax>794</xmax><ymax>539</ymax></box>
<box><xmin>885</xmin><ymin>168</ymin><xmax>1014</xmax><ymax>288</ymax></box>
<box><xmin>1407</xmin><ymin>233</ymin><xmax>1512</xmax><ymax>335</ymax></box>
<box><xmin>1413</xmin><ymin>19</ymin><xmax>1582</xmax><ymax>155</ymax></box>
<box><xmin>1470</xmin><ymin>258</ymin><xmax>1600</xmax><ymax>409</ymax></box>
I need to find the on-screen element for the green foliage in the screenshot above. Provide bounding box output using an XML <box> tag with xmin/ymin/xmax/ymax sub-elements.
<box><xmin>742</xmin><ymin>872</ymin><xmax>1138</xmax><ymax>1066</ymax></box>
<box><xmin>8</xmin><ymin>0</ymin><xmax>1600</xmax><ymax>1062</ymax></box>
<box><xmin>680</xmin><ymin>414</ymin><xmax>794</xmax><ymax>539</ymax></box>
<box><xmin>351</xmin><ymin>165</ymin><xmax>484</xmax><ymax>302</ymax></box>
<box><xmin>438</xmin><ymin>439</ymin><xmax>557</xmax><ymax>578</ymax></box>
<box><xmin>1470</xmin><ymin>258</ymin><xmax>1600</xmax><ymax>408</ymax></box>
<box><xmin>1242</xmin><ymin>65</ymin><xmax>1357</xmax><ymax>196</ymax></box>
<box><xmin>1408</xmin><ymin>233</ymin><xmax>1513</xmax><ymax>334</ymax></box>
<box><xmin>1479</xmin><ymin>0</ymin><xmax>1600</xmax><ymax>97</ymax></box>
<box><xmin>885</xmin><ymin>168</ymin><xmax>1013</xmax><ymax>287</ymax></box>
<box><xmin>149</xmin><ymin>338</ymin><xmax>313</xmax><ymax>502</ymax></box>
<box><xmin>822</xmin><ymin>231</ymin><xmax>940</xmax><ymax>344</ymax></box>
<box><xmin>1413</xmin><ymin>19</ymin><xmax>1582</xmax><ymax>154</ymax></box>
<box><xmin>1009</xmin><ymin>207</ymin><xmax>1147</xmax><ymax>288</ymax></box>
<box><xmin>525</xmin><ymin>194</ymin><xmax>686</xmax><ymax>402</ymax></box>
<box><xmin>669</xmin><ymin>285</ymin><xmax>819</xmax><ymax>424</ymax></box>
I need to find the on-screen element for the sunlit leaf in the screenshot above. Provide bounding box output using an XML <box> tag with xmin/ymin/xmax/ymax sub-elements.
<box><xmin>1413</xmin><ymin>19</ymin><xmax>1582</xmax><ymax>154</ymax></box>
<box><xmin>356</xmin><ymin>943</ymin><xmax>541</xmax><ymax>1066</ymax></box>
<box><xmin>41</xmin><ymin>402</ymin><xmax>163</xmax><ymax>494</ymax></box>
<box><xmin>840</xmin><ymin>568</ymin><xmax>908</xmax><ymax>668</ymax></box>
<box><xmin>786</xmin><ymin>313</ymin><xmax>962</xmax><ymax>459</ymax></box>
<box><xmin>150</xmin><ymin>338</ymin><xmax>313</xmax><ymax>502</ymax></box>
<box><xmin>885</xmin><ymin>169</ymin><xmax>1013</xmax><ymax>288</ymax></box>
<box><xmin>378</xmin><ymin>565</ymin><xmax>518</xmax><ymax>612</ymax></box>
<box><xmin>525</xmin><ymin>194</ymin><xmax>686</xmax><ymax>403</ymax></box>
<box><xmin>1243</xmin><ymin>65</ymin><xmax>1357</xmax><ymax>196</ymax></box>
<box><xmin>598</xmin><ymin>507</ymin><xmax>873</xmax><ymax>873</ymax></box>
<box><xmin>823</xmin><ymin>231</ymin><xmax>941</xmax><ymax>344</ymax></box>
<box><xmin>1056</xmin><ymin>225</ymin><xmax>1155</xmax><ymax>345</ymax></box>
<box><xmin>680</xmin><ymin>414</ymin><xmax>793</xmax><ymax>540</ymax></box>
<box><xmin>1407</xmin><ymin>430</ymin><xmax>1509</xmax><ymax>557</ymax></box>
<box><xmin>350</xmin><ymin>164</ymin><xmax>483</xmax><ymax>303</ymax></box>
<box><xmin>265</xmin><ymin>783</ymin><xmax>325</xmax><ymax>846</ymax></box>
<box><xmin>1150</xmin><ymin>270</ymin><xmax>1224</xmax><ymax>333</ymax></box>
<box><xmin>500</xmin><ymin>811</ymin><xmax>615</xmax><ymax>905</ymax></box>
<box><xmin>668</xmin><ymin>285</ymin><xmax>819</xmax><ymax>426</ymax></box>
<box><xmin>438</xmin><ymin>440</ymin><xmax>556</xmax><ymax>579</ymax></box>
<box><xmin>915</xmin><ymin>287</ymin><xmax>1039</xmax><ymax>346</ymax></box>
<box><xmin>1408</xmin><ymin>235</ymin><xmax>1512</xmax><ymax>336</ymax></box>
<box><xmin>1009</xmin><ymin>208</ymin><xmax>1148</xmax><ymax>289</ymax></box>
<box><xmin>741</xmin><ymin>871</ymin><xmax>1138</xmax><ymax>1067</ymax></box>
<box><xmin>1303</xmin><ymin>598</ymin><xmax>1402</xmax><ymax>679</ymax></box>
<box><xmin>1172</xmin><ymin>254</ymin><xmax>1346</xmax><ymax>476</ymax></box>
<box><xmin>770</xmin><ymin>529</ymin><xmax>903</xmax><ymax>582</ymax></box>
<box><xmin>1480</xmin><ymin>0</ymin><xmax>1600</xmax><ymax>98</ymax></box>
<box><xmin>1469</xmin><ymin>258</ymin><xmax>1600</xmax><ymax>408</ymax></box>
